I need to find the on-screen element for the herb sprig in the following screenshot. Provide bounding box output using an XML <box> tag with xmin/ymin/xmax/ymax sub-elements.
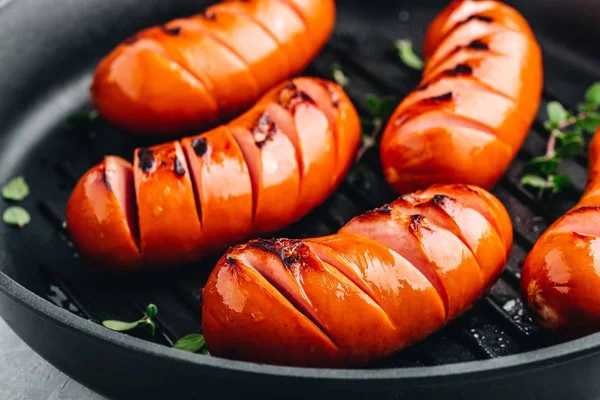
<box><xmin>102</xmin><ymin>303</ymin><xmax>158</xmax><ymax>336</ymax></box>
<box><xmin>173</xmin><ymin>333</ymin><xmax>209</xmax><ymax>355</ymax></box>
<box><xmin>331</xmin><ymin>63</ymin><xmax>350</xmax><ymax>87</ymax></box>
<box><xmin>356</xmin><ymin>94</ymin><xmax>397</xmax><ymax>163</ymax></box>
<box><xmin>521</xmin><ymin>82</ymin><xmax>600</xmax><ymax>198</ymax></box>
<box><xmin>394</xmin><ymin>39</ymin><xmax>424</xmax><ymax>71</ymax></box>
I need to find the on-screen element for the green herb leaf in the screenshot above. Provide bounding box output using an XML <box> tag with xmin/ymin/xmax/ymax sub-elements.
<box><xmin>546</xmin><ymin>101</ymin><xmax>569</xmax><ymax>129</ymax></box>
<box><xmin>365</xmin><ymin>94</ymin><xmax>396</xmax><ymax>121</ymax></box>
<box><xmin>365</xmin><ymin>94</ymin><xmax>382</xmax><ymax>116</ymax></box>
<box><xmin>102</xmin><ymin>319</ymin><xmax>141</xmax><ymax>332</ymax></box>
<box><xmin>551</xmin><ymin>174</ymin><xmax>574</xmax><ymax>193</ymax></box>
<box><xmin>394</xmin><ymin>39</ymin><xmax>424</xmax><ymax>70</ymax></box>
<box><xmin>145</xmin><ymin>303</ymin><xmax>158</xmax><ymax>318</ymax></box>
<box><xmin>2</xmin><ymin>176</ymin><xmax>29</xmax><ymax>201</ymax></box>
<box><xmin>581</xmin><ymin>112</ymin><xmax>600</xmax><ymax>134</ymax></box>
<box><xmin>521</xmin><ymin>174</ymin><xmax>553</xmax><ymax>190</ymax></box>
<box><xmin>173</xmin><ymin>333</ymin><xmax>207</xmax><ymax>353</ymax></box>
<box><xmin>139</xmin><ymin>319</ymin><xmax>156</xmax><ymax>336</ymax></box>
<box><xmin>555</xmin><ymin>132</ymin><xmax>584</xmax><ymax>158</ymax></box>
<box><xmin>378</xmin><ymin>96</ymin><xmax>398</xmax><ymax>121</ymax></box>
<box><xmin>331</xmin><ymin>63</ymin><xmax>350</xmax><ymax>87</ymax></box>
<box><xmin>67</xmin><ymin>109</ymin><xmax>99</xmax><ymax>125</ymax></box>
<box><xmin>101</xmin><ymin>303</ymin><xmax>157</xmax><ymax>336</ymax></box>
<box><xmin>524</xmin><ymin>156</ymin><xmax>559</xmax><ymax>176</ymax></box>
<box><xmin>585</xmin><ymin>82</ymin><xmax>600</xmax><ymax>106</ymax></box>
<box><xmin>3</xmin><ymin>206</ymin><xmax>30</xmax><ymax>227</ymax></box>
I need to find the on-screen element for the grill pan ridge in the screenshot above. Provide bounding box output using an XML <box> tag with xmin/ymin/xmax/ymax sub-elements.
<box><xmin>1</xmin><ymin>0</ymin><xmax>600</xmax><ymax>399</ymax></box>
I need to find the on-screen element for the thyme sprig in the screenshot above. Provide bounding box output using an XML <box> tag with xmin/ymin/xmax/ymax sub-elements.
<box><xmin>355</xmin><ymin>94</ymin><xmax>397</xmax><ymax>163</ymax></box>
<box><xmin>521</xmin><ymin>82</ymin><xmax>600</xmax><ymax>198</ymax></box>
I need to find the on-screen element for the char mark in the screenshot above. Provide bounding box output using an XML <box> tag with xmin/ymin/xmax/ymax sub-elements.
<box><xmin>160</xmin><ymin>25</ymin><xmax>182</xmax><ymax>36</ymax></box>
<box><xmin>225</xmin><ymin>255</ymin><xmax>239</xmax><ymax>266</ymax></box>
<box><xmin>430</xmin><ymin>194</ymin><xmax>449</xmax><ymax>205</ymax></box>
<box><xmin>248</xmin><ymin>238</ymin><xmax>304</xmax><ymax>268</ymax></box>
<box><xmin>191</xmin><ymin>137</ymin><xmax>208</xmax><ymax>157</ymax></box>
<box><xmin>462</xmin><ymin>14</ymin><xmax>493</xmax><ymax>24</ymax></box>
<box><xmin>421</xmin><ymin>92</ymin><xmax>453</xmax><ymax>105</ymax></box>
<box><xmin>138</xmin><ymin>148</ymin><xmax>155</xmax><ymax>173</ymax></box>
<box><xmin>252</xmin><ymin>112</ymin><xmax>278</xmax><ymax>148</ymax></box>
<box><xmin>279</xmin><ymin>81</ymin><xmax>314</xmax><ymax>110</ymax></box>
<box><xmin>468</xmin><ymin>40</ymin><xmax>489</xmax><ymax>50</ymax></box>
<box><xmin>364</xmin><ymin>203</ymin><xmax>393</xmax><ymax>216</ymax></box>
<box><xmin>174</xmin><ymin>157</ymin><xmax>186</xmax><ymax>176</ymax></box>
<box><xmin>102</xmin><ymin>168</ymin><xmax>112</xmax><ymax>191</ymax></box>
<box><xmin>444</xmin><ymin>63</ymin><xmax>473</xmax><ymax>77</ymax></box>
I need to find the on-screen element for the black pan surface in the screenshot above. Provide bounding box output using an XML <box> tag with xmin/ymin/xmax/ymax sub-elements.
<box><xmin>1</xmin><ymin>0</ymin><xmax>600</xmax><ymax>399</ymax></box>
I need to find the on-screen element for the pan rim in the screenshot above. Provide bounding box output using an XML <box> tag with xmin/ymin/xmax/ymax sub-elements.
<box><xmin>1</xmin><ymin>269</ymin><xmax>599</xmax><ymax>383</ymax></box>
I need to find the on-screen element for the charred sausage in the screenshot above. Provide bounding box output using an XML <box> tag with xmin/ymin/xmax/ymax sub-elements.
<box><xmin>381</xmin><ymin>0</ymin><xmax>542</xmax><ymax>193</ymax></box>
<box><xmin>91</xmin><ymin>0</ymin><xmax>335</xmax><ymax>134</ymax></box>
<box><xmin>67</xmin><ymin>78</ymin><xmax>360</xmax><ymax>269</ymax></box>
<box><xmin>202</xmin><ymin>184</ymin><xmax>512</xmax><ymax>367</ymax></box>
<box><xmin>521</xmin><ymin>130</ymin><xmax>600</xmax><ymax>338</ymax></box>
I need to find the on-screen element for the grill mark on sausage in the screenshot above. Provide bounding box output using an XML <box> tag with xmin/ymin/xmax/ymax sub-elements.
<box><xmin>102</xmin><ymin>167</ymin><xmax>112</xmax><ymax>191</ymax></box>
<box><xmin>461</xmin><ymin>14</ymin><xmax>494</xmax><ymax>25</ymax></box>
<box><xmin>138</xmin><ymin>148</ymin><xmax>155</xmax><ymax>173</ymax></box>
<box><xmin>279</xmin><ymin>81</ymin><xmax>315</xmax><ymax>110</ymax></box>
<box><xmin>252</xmin><ymin>112</ymin><xmax>278</xmax><ymax>148</ymax></box>
<box><xmin>191</xmin><ymin>137</ymin><xmax>208</xmax><ymax>157</ymax></box>
<box><xmin>443</xmin><ymin>63</ymin><xmax>473</xmax><ymax>77</ymax></box>
<box><xmin>421</xmin><ymin>92</ymin><xmax>453</xmax><ymax>105</ymax></box>
<box><xmin>225</xmin><ymin>255</ymin><xmax>239</xmax><ymax>266</ymax></box>
<box><xmin>363</xmin><ymin>203</ymin><xmax>393</xmax><ymax>216</ymax></box>
<box><xmin>468</xmin><ymin>40</ymin><xmax>490</xmax><ymax>50</ymax></box>
<box><xmin>415</xmin><ymin>83</ymin><xmax>430</xmax><ymax>91</ymax></box>
<box><xmin>160</xmin><ymin>25</ymin><xmax>182</xmax><ymax>36</ymax></box>
<box><xmin>174</xmin><ymin>157</ymin><xmax>186</xmax><ymax>176</ymax></box>
<box><xmin>248</xmin><ymin>238</ymin><xmax>304</xmax><ymax>268</ymax></box>
<box><xmin>430</xmin><ymin>194</ymin><xmax>449</xmax><ymax>205</ymax></box>
<box><xmin>235</xmin><ymin>240</ymin><xmax>340</xmax><ymax>348</ymax></box>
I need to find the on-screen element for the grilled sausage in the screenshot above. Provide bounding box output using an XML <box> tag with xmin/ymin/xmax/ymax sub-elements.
<box><xmin>202</xmin><ymin>184</ymin><xmax>512</xmax><ymax>367</ymax></box>
<box><xmin>67</xmin><ymin>78</ymin><xmax>360</xmax><ymax>269</ymax></box>
<box><xmin>521</xmin><ymin>130</ymin><xmax>600</xmax><ymax>338</ymax></box>
<box><xmin>91</xmin><ymin>0</ymin><xmax>335</xmax><ymax>135</ymax></box>
<box><xmin>381</xmin><ymin>0</ymin><xmax>542</xmax><ymax>194</ymax></box>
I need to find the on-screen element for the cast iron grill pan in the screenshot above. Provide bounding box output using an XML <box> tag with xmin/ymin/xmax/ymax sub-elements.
<box><xmin>1</xmin><ymin>0</ymin><xmax>600</xmax><ymax>399</ymax></box>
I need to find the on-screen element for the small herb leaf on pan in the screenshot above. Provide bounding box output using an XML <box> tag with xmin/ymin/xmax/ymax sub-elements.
<box><xmin>331</xmin><ymin>63</ymin><xmax>350</xmax><ymax>87</ymax></box>
<box><xmin>2</xmin><ymin>176</ymin><xmax>29</xmax><ymax>201</ymax></box>
<box><xmin>394</xmin><ymin>39</ymin><xmax>424</xmax><ymax>71</ymax></box>
<box><xmin>173</xmin><ymin>333</ymin><xmax>208</xmax><ymax>354</ymax></box>
<box><xmin>101</xmin><ymin>303</ymin><xmax>158</xmax><ymax>337</ymax></box>
<box><xmin>102</xmin><ymin>320</ymin><xmax>140</xmax><ymax>332</ymax></box>
<box><xmin>356</xmin><ymin>94</ymin><xmax>397</xmax><ymax>163</ymax></box>
<box><xmin>3</xmin><ymin>206</ymin><xmax>31</xmax><ymax>227</ymax></box>
<box><xmin>522</xmin><ymin>81</ymin><xmax>600</xmax><ymax>198</ymax></box>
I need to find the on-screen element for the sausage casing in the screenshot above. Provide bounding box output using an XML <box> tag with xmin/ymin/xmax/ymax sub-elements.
<box><xmin>381</xmin><ymin>0</ymin><xmax>542</xmax><ymax>193</ymax></box>
<box><xmin>91</xmin><ymin>0</ymin><xmax>335</xmax><ymax>134</ymax></box>
<box><xmin>67</xmin><ymin>78</ymin><xmax>360</xmax><ymax>269</ymax></box>
<box><xmin>202</xmin><ymin>184</ymin><xmax>512</xmax><ymax>367</ymax></box>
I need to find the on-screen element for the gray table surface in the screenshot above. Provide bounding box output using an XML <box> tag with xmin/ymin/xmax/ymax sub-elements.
<box><xmin>0</xmin><ymin>316</ymin><xmax>106</xmax><ymax>400</ymax></box>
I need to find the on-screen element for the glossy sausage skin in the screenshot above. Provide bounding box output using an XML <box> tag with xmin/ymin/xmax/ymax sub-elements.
<box><xmin>67</xmin><ymin>78</ymin><xmax>360</xmax><ymax>270</ymax></box>
<box><xmin>521</xmin><ymin>130</ymin><xmax>600</xmax><ymax>338</ymax></box>
<box><xmin>202</xmin><ymin>184</ymin><xmax>512</xmax><ymax>367</ymax></box>
<box><xmin>91</xmin><ymin>0</ymin><xmax>335</xmax><ymax>135</ymax></box>
<box><xmin>381</xmin><ymin>0</ymin><xmax>542</xmax><ymax>193</ymax></box>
